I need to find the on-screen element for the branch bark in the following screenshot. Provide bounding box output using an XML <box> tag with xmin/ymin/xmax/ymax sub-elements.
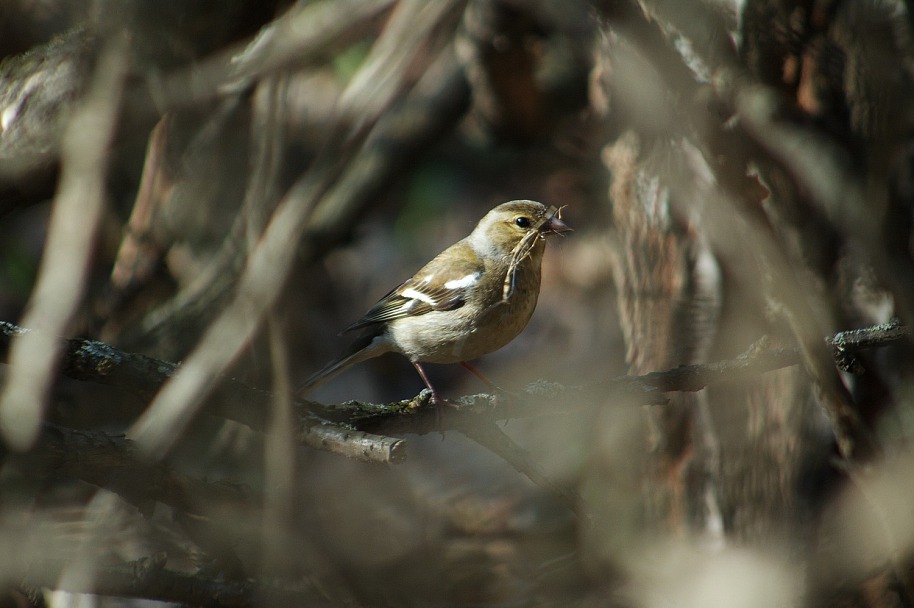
<box><xmin>4</xmin><ymin>319</ymin><xmax>905</xmax><ymax>472</ymax></box>
<box><xmin>0</xmin><ymin>320</ymin><xmax>406</xmax><ymax>464</ymax></box>
<box><xmin>20</xmin><ymin>422</ymin><xmax>250</xmax><ymax>516</ymax></box>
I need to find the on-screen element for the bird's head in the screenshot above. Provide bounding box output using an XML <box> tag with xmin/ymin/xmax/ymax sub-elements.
<box><xmin>469</xmin><ymin>200</ymin><xmax>571</xmax><ymax>258</ymax></box>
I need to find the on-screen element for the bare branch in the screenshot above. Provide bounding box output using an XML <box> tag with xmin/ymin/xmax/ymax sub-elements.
<box><xmin>21</xmin><ymin>423</ymin><xmax>250</xmax><ymax>516</ymax></box>
<box><xmin>0</xmin><ymin>321</ymin><xmax>407</xmax><ymax>465</ymax></box>
<box><xmin>5</xmin><ymin>319</ymin><xmax>907</xmax><ymax>459</ymax></box>
<box><xmin>151</xmin><ymin>0</ymin><xmax>397</xmax><ymax>111</ymax></box>
<box><xmin>18</xmin><ymin>553</ymin><xmax>337</xmax><ymax>608</ymax></box>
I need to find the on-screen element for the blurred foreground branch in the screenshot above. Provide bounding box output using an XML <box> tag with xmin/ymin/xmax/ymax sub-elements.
<box><xmin>17</xmin><ymin>553</ymin><xmax>333</xmax><ymax>608</ymax></box>
<box><xmin>126</xmin><ymin>0</ymin><xmax>466</xmax><ymax>461</ymax></box>
<box><xmin>0</xmin><ymin>35</ymin><xmax>130</xmax><ymax>451</ymax></box>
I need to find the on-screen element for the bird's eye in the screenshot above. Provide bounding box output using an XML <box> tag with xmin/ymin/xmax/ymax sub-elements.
<box><xmin>514</xmin><ymin>216</ymin><xmax>531</xmax><ymax>228</ymax></box>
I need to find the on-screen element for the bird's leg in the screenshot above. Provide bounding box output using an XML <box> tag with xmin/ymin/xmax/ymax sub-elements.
<box><xmin>412</xmin><ymin>362</ymin><xmax>449</xmax><ymax>434</ymax></box>
<box><xmin>412</xmin><ymin>361</ymin><xmax>442</xmax><ymax>404</ymax></box>
<box><xmin>460</xmin><ymin>361</ymin><xmax>504</xmax><ymax>393</ymax></box>
<box><xmin>460</xmin><ymin>362</ymin><xmax>518</xmax><ymax>413</ymax></box>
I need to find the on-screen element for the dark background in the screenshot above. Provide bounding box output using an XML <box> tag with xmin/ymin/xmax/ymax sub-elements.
<box><xmin>1</xmin><ymin>1</ymin><xmax>913</xmax><ymax>606</ymax></box>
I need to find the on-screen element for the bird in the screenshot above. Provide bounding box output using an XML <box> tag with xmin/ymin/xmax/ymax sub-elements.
<box><xmin>297</xmin><ymin>200</ymin><xmax>571</xmax><ymax>403</ymax></box>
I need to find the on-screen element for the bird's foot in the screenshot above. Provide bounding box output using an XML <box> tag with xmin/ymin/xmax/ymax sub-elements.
<box><xmin>429</xmin><ymin>391</ymin><xmax>463</xmax><ymax>436</ymax></box>
<box><xmin>417</xmin><ymin>388</ymin><xmax>456</xmax><ymax>408</ymax></box>
<box><xmin>415</xmin><ymin>389</ymin><xmax>453</xmax><ymax>436</ymax></box>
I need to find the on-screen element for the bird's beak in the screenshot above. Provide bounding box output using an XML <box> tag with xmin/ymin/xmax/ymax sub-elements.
<box><xmin>540</xmin><ymin>207</ymin><xmax>572</xmax><ymax>236</ymax></box>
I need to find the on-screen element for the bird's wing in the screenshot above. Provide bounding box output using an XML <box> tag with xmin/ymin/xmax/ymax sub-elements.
<box><xmin>344</xmin><ymin>244</ymin><xmax>484</xmax><ymax>332</ymax></box>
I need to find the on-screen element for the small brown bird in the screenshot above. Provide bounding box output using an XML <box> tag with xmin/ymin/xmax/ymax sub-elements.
<box><xmin>297</xmin><ymin>200</ymin><xmax>570</xmax><ymax>402</ymax></box>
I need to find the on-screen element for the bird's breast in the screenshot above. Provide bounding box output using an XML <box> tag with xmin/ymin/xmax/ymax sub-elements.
<box><xmin>387</xmin><ymin>260</ymin><xmax>542</xmax><ymax>364</ymax></box>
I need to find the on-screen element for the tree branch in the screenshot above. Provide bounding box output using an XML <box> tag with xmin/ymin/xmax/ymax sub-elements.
<box><xmin>826</xmin><ymin>321</ymin><xmax>909</xmax><ymax>374</ymax></box>
<box><xmin>3</xmin><ymin>320</ymin><xmax>908</xmax><ymax>509</ymax></box>
<box><xmin>0</xmin><ymin>321</ymin><xmax>406</xmax><ymax>464</ymax></box>
<box><xmin>4</xmin><ymin>319</ymin><xmax>907</xmax><ymax>438</ymax></box>
<box><xmin>17</xmin><ymin>553</ymin><xmax>336</xmax><ymax>608</ymax></box>
<box><xmin>21</xmin><ymin>422</ymin><xmax>250</xmax><ymax>517</ymax></box>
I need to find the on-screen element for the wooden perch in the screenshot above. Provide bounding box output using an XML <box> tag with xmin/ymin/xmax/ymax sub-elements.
<box><xmin>2</xmin><ymin>319</ymin><xmax>907</xmax><ymax>466</ymax></box>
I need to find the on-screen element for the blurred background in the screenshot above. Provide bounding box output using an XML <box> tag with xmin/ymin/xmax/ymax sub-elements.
<box><xmin>2</xmin><ymin>0</ymin><xmax>914</xmax><ymax>606</ymax></box>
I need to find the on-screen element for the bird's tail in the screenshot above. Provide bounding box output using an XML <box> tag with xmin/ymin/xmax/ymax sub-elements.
<box><xmin>296</xmin><ymin>329</ymin><xmax>390</xmax><ymax>398</ymax></box>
